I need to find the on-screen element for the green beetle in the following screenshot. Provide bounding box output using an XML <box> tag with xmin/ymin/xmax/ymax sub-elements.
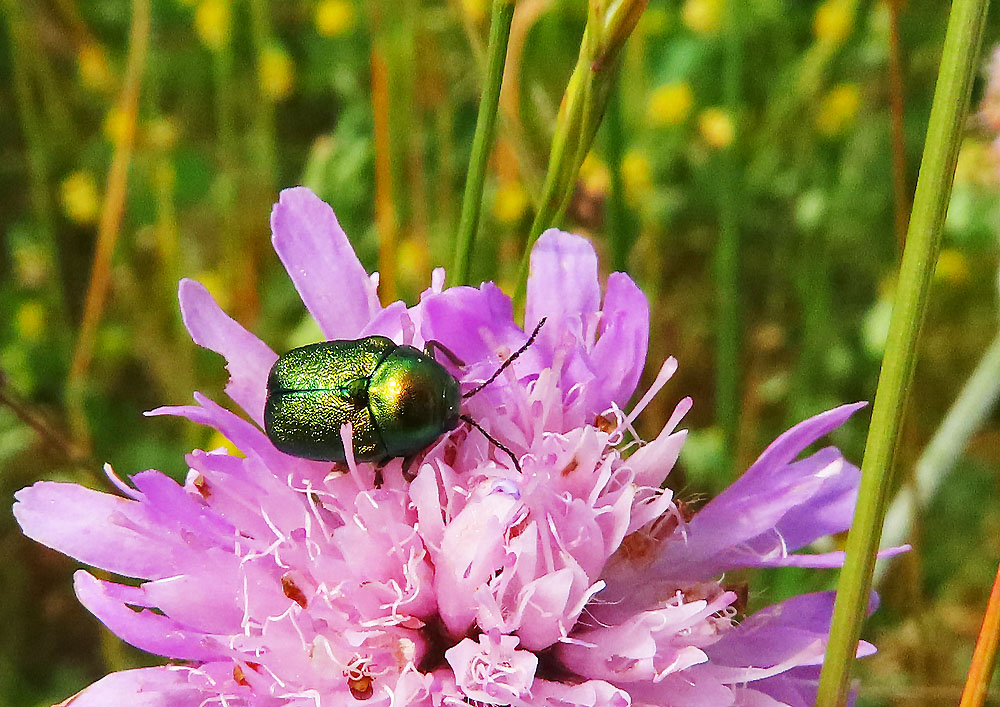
<box><xmin>263</xmin><ymin>319</ymin><xmax>545</xmax><ymax>472</ymax></box>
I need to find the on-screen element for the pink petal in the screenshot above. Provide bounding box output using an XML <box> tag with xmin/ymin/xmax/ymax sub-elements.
<box><xmin>525</xmin><ymin>229</ymin><xmax>600</xmax><ymax>337</ymax></box>
<box><xmin>14</xmin><ymin>482</ymin><xmax>195</xmax><ymax>580</ymax></box>
<box><xmin>270</xmin><ymin>187</ymin><xmax>380</xmax><ymax>339</ymax></box>
<box><xmin>743</xmin><ymin>403</ymin><xmax>866</xmax><ymax>483</ymax></box>
<box><xmin>178</xmin><ymin>279</ymin><xmax>276</xmax><ymax>426</ymax></box>
<box><xmin>590</xmin><ymin>272</ymin><xmax>649</xmax><ymax>407</ymax></box>
<box><xmin>54</xmin><ymin>666</ymin><xmax>219</xmax><ymax>707</ymax></box>
<box><xmin>74</xmin><ymin>571</ymin><xmax>225</xmax><ymax>661</ymax></box>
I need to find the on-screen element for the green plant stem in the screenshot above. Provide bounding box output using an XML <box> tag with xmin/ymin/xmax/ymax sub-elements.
<box><xmin>512</xmin><ymin>0</ymin><xmax>647</xmax><ymax>308</ymax></box>
<box><xmin>877</xmin><ymin>325</ymin><xmax>1000</xmax><ymax>583</ymax></box>
<box><xmin>3</xmin><ymin>0</ymin><xmax>65</xmax><ymax>323</ymax></box>
<box><xmin>815</xmin><ymin>0</ymin><xmax>990</xmax><ymax>703</ymax></box>
<box><xmin>450</xmin><ymin>0</ymin><xmax>516</xmax><ymax>287</ymax></box>
<box><xmin>605</xmin><ymin>79</ymin><xmax>631</xmax><ymax>272</ymax></box>
<box><xmin>247</xmin><ymin>0</ymin><xmax>278</xmax><ymax>187</ymax></box>
<box><xmin>715</xmin><ymin>0</ymin><xmax>742</xmax><ymax>467</ymax></box>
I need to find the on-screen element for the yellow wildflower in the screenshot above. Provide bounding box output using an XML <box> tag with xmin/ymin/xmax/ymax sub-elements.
<box><xmin>460</xmin><ymin>0</ymin><xmax>487</xmax><ymax>25</ymax></box>
<box><xmin>146</xmin><ymin>117</ymin><xmax>179</xmax><ymax>152</ymax></box>
<box><xmin>697</xmin><ymin>107</ymin><xmax>735</xmax><ymax>149</ymax></box>
<box><xmin>647</xmin><ymin>82</ymin><xmax>694</xmax><ymax>127</ymax></box>
<box><xmin>935</xmin><ymin>248</ymin><xmax>969</xmax><ymax>286</ymax></box>
<box><xmin>815</xmin><ymin>83</ymin><xmax>861</xmax><ymax>136</ymax></box>
<box><xmin>493</xmin><ymin>181</ymin><xmax>530</xmax><ymax>224</ymax></box>
<box><xmin>954</xmin><ymin>139</ymin><xmax>999</xmax><ymax>187</ymax></box>
<box><xmin>103</xmin><ymin>106</ymin><xmax>135</xmax><ymax>144</ymax></box>
<box><xmin>682</xmin><ymin>0</ymin><xmax>722</xmax><ymax>35</ymax></box>
<box><xmin>621</xmin><ymin>149</ymin><xmax>653</xmax><ymax>204</ymax></box>
<box><xmin>813</xmin><ymin>0</ymin><xmax>853</xmax><ymax>47</ymax></box>
<box><xmin>396</xmin><ymin>237</ymin><xmax>430</xmax><ymax>292</ymax></box>
<box><xmin>195</xmin><ymin>0</ymin><xmax>231</xmax><ymax>51</ymax></box>
<box><xmin>77</xmin><ymin>44</ymin><xmax>113</xmax><ymax>92</ymax></box>
<box><xmin>315</xmin><ymin>0</ymin><xmax>356</xmax><ymax>37</ymax></box>
<box><xmin>259</xmin><ymin>45</ymin><xmax>295</xmax><ymax>101</ymax></box>
<box><xmin>196</xmin><ymin>270</ymin><xmax>230</xmax><ymax>311</ymax></box>
<box><xmin>580</xmin><ymin>153</ymin><xmax>611</xmax><ymax>196</ymax></box>
<box><xmin>60</xmin><ymin>171</ymin><xmax>101</xmax><ymax>226</ymax></box>
<box><xmin>640</xmin><ymin>7</ymin><xmax>670</xmax><ymax>35</ymax></box>
<box><xmin>207</xmin><ymin>430</ymin><xmax>245</xmax><ymax>457</ymax></box>
<box><xmin>16</xmin><ymin>301</ymin><xmax>47</xmax><ymax>342</ymax></box>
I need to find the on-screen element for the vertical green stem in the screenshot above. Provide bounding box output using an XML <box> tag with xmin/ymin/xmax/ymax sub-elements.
<box><xmin>450</xmin><ymin>0</ymin><xmax>516</xmax><ymax>286</ymax></box>
<box><xmin>878</xmin><ymin>326</ymin><xmax>1000</xmax><ymax>578</ymax></box>
<box><xmin>3</xmin><ymin>0</ymin><xmax>66</xmax><ymax>324</ymax></box>
<box><xmin>247</xmin><ymin>0</ymin><xmax>278</xmax><ymax>187</ymax></box>
<box><xmin>716</xmin><ymin>0</ymin><xmax>742</xmax><ymax>466</ymax></box>
<box><xmin>816</xmin><ymin>0</ymin><xmax>990</xmax><ymax>703</ymax></box>
<box><xmin>605</xmin><ymin>79</ymin><xmax>632</xmax><ymax>272</ymax></box>
<box><xmin>511</xmin><ymin>0</ymin><xmax>647</xmax><ymax>309</ymax></box>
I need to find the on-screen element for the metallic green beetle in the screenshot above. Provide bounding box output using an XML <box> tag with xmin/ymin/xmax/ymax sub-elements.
<box><xmin>263</xmin><ymin>319</ymin><xmax>545</xmax><ymax>471</ymax></box>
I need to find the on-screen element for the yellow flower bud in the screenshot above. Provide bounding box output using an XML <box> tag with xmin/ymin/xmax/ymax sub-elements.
<box><xmin>580</xmin><ymin>153</ymin><xmax>611</xmax><ymax>196</ymax></box>
<box><xmin>103</xmin><ymin>106</ymin><xmax>135</xmax><ymax>145</ymax></box>
<box><xmin>146</xmin><ymin>117</ymin><xmax>179</xmax><ymax>152</ymax></box>
<box><xmin>698</xmin><ymin>107</ymin><xmax>735</xmax><ymax>149</ymax></box>
<box><xmin>493</xmin><ymin>181</ymin><xmax>530</xmax><ymax>224</ymax></box>
<box><xmin>621</xmin><ymin>149</ymin><xmax>653</xmax><ymax>204</ymax></box>
<box><xmin>815</xmin><ymin>83</ymin><xmax>861</xmax><ymax>136</ymax></box>
<box><xmin>195</xmin><ymin>0</ymin><xmax>231</xmax><ymax>51</ymax></box>
<box><xmin>460</xmin><ymin>0</ymin><xmax>488</xmax><ymax>25</ymax></box>
<box><xmin>640</xmin><ymin>7</ymin><xmax>670</xmax><ymax>35</ymax></box>
<box><xmin>813</xmin><ymin>0</ymin><xmax>853</xmax><ymax>47</ymax></box>
<box><xmin>196</xmin><ymin>271</ymin><xmax>230</xmax><ymax>311</ymax></box>
<box><xmin>207</xmin><ymin>430</ymin><xmax>245</xmax><ymax>457</ymax></box>
<box><xmin>315</xmin><ymin>0</ymin><xmax>356</xmax><ymax>37</ymax></box>
<box><xmin>60</xmin><ymin>171</ymin><xmax>101</xmax><ymax>226</ymax></box>
<box><xmin>935</xmin><ymin>248</ymin><xmax>969</xmax><ymax>286</ymax></box>
<box><xmin>77</xmin><ymin>44</ymin><xmax>113</xmax><ymax>92</ymax></box>
<box><xmin>16</xmin><ymin>301</ymin><xmax>47</xmax><ymax>342</ymax></box>
<box><xmin>647</xmin><ymin>82</ymin><xmax>694</xmax><ymax>127</ymax></box>
<box><xmin>682</xmin><ymin>0</ymin><xmax>722</xmax><ymax>35</ymax></box>
<box><xmin>259</xmin><ymin>45</ymin><xmax>295</xmax><ymax>101</ymax></box>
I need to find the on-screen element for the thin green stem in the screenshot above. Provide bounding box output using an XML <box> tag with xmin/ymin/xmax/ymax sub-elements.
<box><xmin>715</xmin><ymin>0</ymin><xmax>742</xmax><ymax>467</ymax></box>
<box><xmin>511</xmin><ymin>38</ymin><xmax>591</xmax><ymax>307</ymax></box>
<box><xmin>605</xmin><ymin>79</ymin><xmax>631</xmax><ymax>272</ymax></box>
<box><xmin>247</xmin><ymin>0</ymin><xmax>278</xmax><ymax>187</ymax></box>
<box><xmin>816</xmin><ymin>0</ymin><xmax>990</xmax><ymax>703</ymax></box>
<box><xmin>450</xmin><ymin>0</ymin><xmax>516</xmax><ymax>287</ymax></box>
<box><xmin>3</xmin><ymin>0</ymin><xmax>66</xmax><ymax>324</ymax></box>
<box><xmin>878</xmin><ymin>325</ymin><xmax>1000</xmax><ymax>582</ymax></box>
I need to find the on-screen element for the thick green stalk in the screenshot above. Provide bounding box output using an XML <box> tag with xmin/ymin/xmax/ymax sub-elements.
<box><xmin>715</xmin><ymin>0</ymin><xmax>742</xmax><ymax>466</ymax></box>
<box><xmin>815</xmin><ymin>0</ymin><xmax>990</xmax><ymax>704</ymax></box>
<box><xmin>450</xmin><ymin>0</ymin><xmax>516</xmax><ymax>287</ymax></box>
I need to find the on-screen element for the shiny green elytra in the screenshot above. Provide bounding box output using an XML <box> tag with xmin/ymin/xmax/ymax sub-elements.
<box><xmin>263</xmin><ymin>336</ymin><xmax>461</xmax><ymax>463</ymax></box>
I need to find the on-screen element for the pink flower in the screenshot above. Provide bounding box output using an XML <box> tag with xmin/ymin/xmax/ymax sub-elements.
<box><xmin>15</xmin><ymin>188</ymin><xmax>900</xmax><ymax>706</ymax></box>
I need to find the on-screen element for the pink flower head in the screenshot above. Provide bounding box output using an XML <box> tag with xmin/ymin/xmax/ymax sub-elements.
<box><xmin>15</xmin><ymin>188</ymin><xmax>902</xmax><ymax>706</ymax></box>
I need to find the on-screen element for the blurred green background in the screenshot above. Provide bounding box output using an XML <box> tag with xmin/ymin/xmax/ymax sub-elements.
<box><xmin>1</xmin><ymin>0</ymin><xmax>1000</xmax><ymax>704</ymax></box>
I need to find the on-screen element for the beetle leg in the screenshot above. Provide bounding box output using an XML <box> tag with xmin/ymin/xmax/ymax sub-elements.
<box><xmin>424</xmin><ymin>340</ymin><xmax>465</xmax><ymax>368</ymax></box>
<box><xmin>460</xmin><ymin>414</ymin><xmax>521</xmax><ymax>473</ymax></box>
<box><xmin>401</xmin><ymin>455</ymin><xmax>419</xmax><ymax>482</ymax></box>
<box><xmin>373</xmin><ymin>460</ymin><xmax>388</xmax><ymax>488</ymax></box>
<box><xmin>462</xmin><ymin>317</ymin><xmax>546</xmax><ymax>400</ymax></box>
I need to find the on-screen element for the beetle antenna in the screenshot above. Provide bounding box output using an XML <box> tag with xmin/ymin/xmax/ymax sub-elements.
<box><xmin>460</xmin><ymin>414</ymin><xmax>521</xmax><ymax>473</ymax></box>
<box><xmin>462</xmin><ymin>317</ymin><xmax>547</xmax><ymax>400</ymax></box>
